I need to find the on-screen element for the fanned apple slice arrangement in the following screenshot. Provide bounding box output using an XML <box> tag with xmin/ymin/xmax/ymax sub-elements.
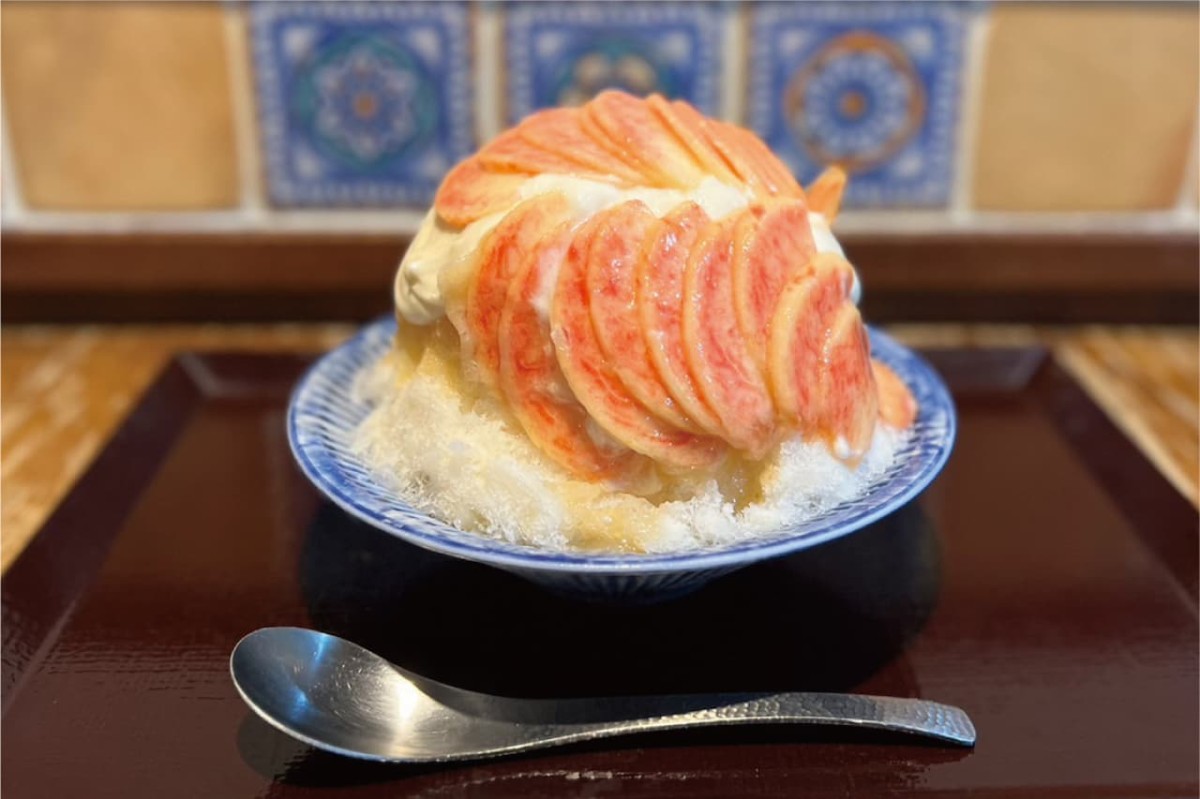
<box><xmin>431</xmin><ymin>91</ymin><xmax>916</xmax><ymax>493</ymax></box>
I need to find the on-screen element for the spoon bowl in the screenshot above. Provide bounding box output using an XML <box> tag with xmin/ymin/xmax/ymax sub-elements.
<box><xmin>230</xmin><ymin>627</ymin><xmax>976</xmax><ymax>762</ymax></box>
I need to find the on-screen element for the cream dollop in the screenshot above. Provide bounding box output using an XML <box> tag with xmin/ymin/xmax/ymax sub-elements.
<box><xmin>809</xmin><ymin>212</ymin><xmax>842</xmax><ymax>257</ymax></box>
<box><xmin>394</xmin><ymin>208</ymin><xmax>507</xmax><ymax>325</ymax></box>
<box><xmin>809</xmin><ymin>211</ymin><xmax>860</xmax><ymax>304</ymax></box>
<box><xmin>394</xmin><ymin>175</ymin><xmax>855</xmax><ymax>324</ymax></box>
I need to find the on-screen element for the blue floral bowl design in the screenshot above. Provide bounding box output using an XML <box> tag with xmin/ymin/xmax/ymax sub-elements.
<box><xmin>288</xmin><ymin>317</ymin><xmax>955</xmax><ymax>603</ymax></box>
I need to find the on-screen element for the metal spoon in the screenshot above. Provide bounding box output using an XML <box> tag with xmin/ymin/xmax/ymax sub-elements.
<box><xmin>230</xmin><ymin>627</ymin><xmax>975</xmax><ymax>762</ymax></box>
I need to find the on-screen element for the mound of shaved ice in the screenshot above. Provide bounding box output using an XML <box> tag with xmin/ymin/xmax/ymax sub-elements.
<box><xmin>352</xmin><ymin>342</ymin><xmax>902</xmax><ymax>554</ymax></box>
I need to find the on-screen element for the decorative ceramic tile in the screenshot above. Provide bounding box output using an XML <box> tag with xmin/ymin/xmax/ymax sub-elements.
<box><xmin>504</xmin><ymin>2</ymin><xmax>725</xmax><ymax>123</ymax></box>
<box><xmin>251</xmin><ymin>2</ymin><xmax>473</xmax><ymax>207</ymax></box>
<box><xmin>749</xmin><ymin>3</ymin><xmax>967</xmax><ymax>208</ymax></box>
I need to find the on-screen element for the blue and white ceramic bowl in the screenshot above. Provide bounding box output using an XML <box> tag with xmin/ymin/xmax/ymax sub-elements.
<box><xmin>288</xmin><ymin>317</ymin><xmax>955</xmax><ymax>603</ymax></box>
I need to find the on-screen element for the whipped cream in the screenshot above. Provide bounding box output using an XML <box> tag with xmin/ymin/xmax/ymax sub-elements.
<box><xmin>809</xmin><ymin>211</ymin><xmax>860</xmax><ymax>304</ymax></box>
<box><xmin>394</xmin><ymin>174</ymin><xmax>856</xmax><ymax>325</ymax></box>
<box><xmin>394</xmin><ymin>208</ymin><xmax>506</xmax><ymax>325</ymax></box>
<box><xmin>809</xmin><ymin>212</ymin><xmax>841</xmax><ymax>257</ymax></box>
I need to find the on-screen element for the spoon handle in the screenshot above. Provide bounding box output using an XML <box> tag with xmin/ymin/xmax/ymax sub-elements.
<box><xmin>495</xmin><ymin>693</ymin><xmax>975</xmax><ymax>755</ymax></box>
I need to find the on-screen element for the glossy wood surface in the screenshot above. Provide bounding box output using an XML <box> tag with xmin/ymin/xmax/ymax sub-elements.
<box><xmin>2</xmin><ymin>325</ymin><xmax>1195</xmax><ymax>573</ymax></box>
<box><xmin>2</xmin><ymin>350</ymin><xmax>1196</xmax><ymax>798</ymax></box>
<box><xmin>2</xmin><ymin>233</ymin><xmax>1196</xmax><ymax>323</ymax></box>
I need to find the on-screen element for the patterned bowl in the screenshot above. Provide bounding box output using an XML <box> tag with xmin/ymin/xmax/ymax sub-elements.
<box><xmin>288</xmin><ymin>317</ymin><xmax>955</xmax><ymax>603</ymax></box>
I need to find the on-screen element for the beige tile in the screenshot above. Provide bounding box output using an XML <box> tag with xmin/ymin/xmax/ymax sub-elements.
<box><xmin>1</xmin><ymin>2</ymin><xmax>239</xmax><ymax>210</ymax></box>
<box><xmin>973</xmin><ymin>5</ymin><xmax>1198</xmax><ymax>211</ymax></box>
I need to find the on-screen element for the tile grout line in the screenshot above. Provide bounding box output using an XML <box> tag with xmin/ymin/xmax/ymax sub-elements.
<box><xmin>1</xmin><ymin>93</ymin><xmax>29</xmax><ymax>222</ymax></box>
<box><xmin>1</xmin><ymin>209</ymin><xmax>1197</xmax><ymax>236</ymax></box>
<box><xmin>473</xmin><ymin>2</ymin><xmax>502</xmax><ymax>144</ymax></box>
<box><xmin>949</xmin><ymin>7</ymin><xmax>991</xmax><ymax>220</ymax></box>
<box><xmin>722</xmin><ymin>2</ymin><xmax>748</xmax><ymax>123</ymax></box>
<box><xmin>1173</xmin><ymin>104</ymin><xmax>1198</xmax><ymax>216</ymax></box>
<box><xmin>222</xmin><ymin>2</ymin><xmax>266</xmax><ymax>221</ymax></box>
<box><xmin>0</xmin><ymin>208</ymin><xmax>425</xmax><ymax>235</ymax></box>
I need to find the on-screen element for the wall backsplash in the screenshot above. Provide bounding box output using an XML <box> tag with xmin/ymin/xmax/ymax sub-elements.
<box><xmin>1</xmin><ymin>0</ymin><xmax>1196</xmax><ymax>233</ymax></box>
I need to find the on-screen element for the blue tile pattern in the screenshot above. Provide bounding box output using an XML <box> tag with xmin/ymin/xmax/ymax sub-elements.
<box><xmin>287</xmin><ymin>317</ymin><xmax>956</xmax><ymax>603</ymax></box>
<box><xmin>504</xmin><ymin>2</ymin><xmax>725</xmax><ymax>123</ymax></box>
<box><xmin>749</xmin><ymin>3</ymin><xmax>967</xmax><ymax>207</ymax></box>
<box><xmin>251</xmin><ymin>2</ymin><xmax>473</xmax><ymax>207</ymax></box>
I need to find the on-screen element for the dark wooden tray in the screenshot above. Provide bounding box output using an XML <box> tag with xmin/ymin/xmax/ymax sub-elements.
<box><xmin>3</xmin><ymin>349</ymin><xmax>1196</xmax><ymax>798</ymax></box>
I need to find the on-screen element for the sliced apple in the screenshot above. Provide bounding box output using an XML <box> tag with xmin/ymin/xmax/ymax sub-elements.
<box><xmin>465</xmin><ymin>193</ymin><xmax>574</xmax><ymax>389</ymax></box>
<box><xmin>479</xmin><ymin>129</ymin><xmax>598</xmax><ymax>176</ymax></box>
<box><xmin>667</xmin><ymin>100</ymin><xmax>741</xmax><ymax>182</ymax></box>
<box><xmin>636</xmin><ymin>203</ymin><xmax>727</xmax><ymax>438</ymax></box>
<box><xmin>872</xmin><ymin>359</ymin><xmax>918</xmax><ymax>429</ymax></box>
<box><xmin>434</xmin><ymin>157</ymin><xmax>528</xmax><ymax>228</ymax></box>
<box><xmin>720</xmin><ymin>121</ymin><xmax>805</xmax><ymax>198</ymax></box>
<box><xmin>806</xmin><ymin>166</ymin><xmax>847</xmax><ymax>223</ymax></box>
<box><xmin>584</xmin><ymin>91</ymin><xmax>706</xmax><ymax>190</ymax></box>
<box><xmin>767</xmin><ymin>253</ymin><xmax>855</xmax><ymax>429</ymax></box>
<box><xmin>552</xmin><ymin>212</ymin><xmax>725</xmax><ymax>471</ymax></box>
<box><xmin>497</xmin><ymin>218</ymin><xmax>656</xmax><ymax>491</ymax></box>
<box><xmin>822</xmin><ymin>307</ymin><xmax>878</xmax><ymax>459</ymax></box>
<box><xmin>697</xmin><ymin>114</ymin><xmax>803</xmax><ymax>199</ymax></box>
<box><xmin>681</xmin><ymin>218</ymin><xmax>778</xmax><ymax>457</ymax></box>
<box><xmin>517</xmin><ymin>107</ymin><xmax>644</xmax><ymax>184</ymax></box>
<box><xmin>769</xmin><ymin>254</ymin><xmax>875</xmax><ymax>460</ymax></box>
<box><xmin>587</xmin><ymin>201</ymin><xmax>711</xmax><ymax>435</ymax></box>
<box><xmin>648</xmin><ymin>95</ymin><xmax>739</xmax><ymax>185</ymax></box>
<box><xmin>731</xmin><ymin>200</ymin><xmax>816</xmax><ymax>370</ymax></box>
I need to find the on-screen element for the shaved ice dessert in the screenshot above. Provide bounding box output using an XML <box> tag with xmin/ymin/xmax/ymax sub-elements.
<box><xmin>353</xmin><ymin>91</ymin><xmax>917</xmax><ymax>553</ymax></box>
